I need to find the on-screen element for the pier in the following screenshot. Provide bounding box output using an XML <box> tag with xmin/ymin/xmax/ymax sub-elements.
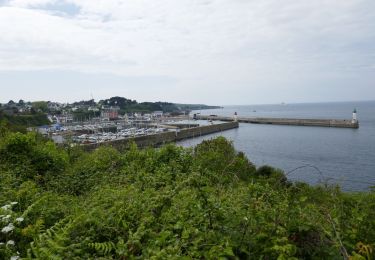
<box><xmin>195</xmin><ymin>115</ymin><xmax>359</xmax><ymax>129</ymax></box>
<box><xmin>83</xmin><ymin>121</ymin><xmax>239</xmax><ymax>150</ymax></box>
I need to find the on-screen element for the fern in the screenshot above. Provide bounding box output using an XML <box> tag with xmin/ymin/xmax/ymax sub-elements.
<box><xmin>27</xmin><ymin>218</ymin><xmax>73</xmax><ymax>259</ymax></box>
<box><xmin>89</xmin><ymin>241</ymin><xmax>115</xmax><ymax>255</ymax></box>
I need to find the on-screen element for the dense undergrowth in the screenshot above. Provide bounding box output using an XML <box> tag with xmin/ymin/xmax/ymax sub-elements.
<box><xmin>0</xmin><ymin>128</ymin><xmax>374</xmax><ymax>259</ymax></box>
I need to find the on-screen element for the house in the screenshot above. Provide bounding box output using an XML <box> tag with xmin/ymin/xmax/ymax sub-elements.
<box><xmin>47</xmin><ymin>102</ymin><xmax>62</xmax><ymax>111</ymax></box>
<box><xmin>101</xmin><ymin>106</ymin><xmax>120</xmax><ymax>120</ymax></box>
<box><xmin>55</xmin><ymin>114</ymin><xmax>73</xmax><ymax>124</ymax></box>
<box><xmin>152</xmin><ymin>111</ymin><xmax>163</xmax><ymax>118</ymax></box>
<box><xmin>88</xmin><ymin>106</ymin><xmax>99</xmax><ymax>112</ymax></box>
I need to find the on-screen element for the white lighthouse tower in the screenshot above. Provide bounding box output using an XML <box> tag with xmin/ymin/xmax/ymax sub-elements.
<box><xmin>352</xmin><ymin>108</ymin><xmax>357</xmax><ymax>123</ymax></box>
<box><xmin>233</xmin><ymin>112</ymin><xmax>238</xmax><ymax>122</ymax></box>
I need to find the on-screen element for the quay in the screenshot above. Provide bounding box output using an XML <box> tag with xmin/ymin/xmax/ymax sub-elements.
<box><xmin>83</xmin><ymin>121</ymin><xmax>239</xmax><ymax>150</ymax></box>
<box><xmin>195</xmin><ymin>115</ymin><xmax>359</xmax><ymax>129</ymax></box>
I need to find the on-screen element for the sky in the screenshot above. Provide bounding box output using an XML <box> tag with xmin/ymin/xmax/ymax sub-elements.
<box><xmin>0</xmin><ymin>0</ymin><xmax>374</xmax><ymax>105</ymax></box>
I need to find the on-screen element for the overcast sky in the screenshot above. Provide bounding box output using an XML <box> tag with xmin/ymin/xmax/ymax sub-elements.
<box><xmin>0</xmin><ymin>0</ymin><xmax>374</xmax><ymax>105</ymax></box>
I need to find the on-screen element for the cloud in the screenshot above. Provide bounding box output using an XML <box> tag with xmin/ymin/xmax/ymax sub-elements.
<box><xmin>0</xmin><ymin>0</ymin><xmax>374</xmax><ymax>103</ymax></box>
<box><xmin>8</xmin><ymin>0</ymin><xmax>56</xmax><ymax>8</ymax></box>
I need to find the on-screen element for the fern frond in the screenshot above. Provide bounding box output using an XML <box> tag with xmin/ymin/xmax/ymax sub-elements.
<box><xmin>89</xmin><ymin>241</ymin><xmax>116</xmax><ymax>255</ymax></box>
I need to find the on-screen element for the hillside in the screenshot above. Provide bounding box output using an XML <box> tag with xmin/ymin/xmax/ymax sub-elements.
<box><xmin>99</xmin><ymin>96</ymin><xmax>220</xmax><ymax>114</ymax></box>
<box><xmin>0</xmin><ymin>127</ymin><xmax>374</xmax><ymax>259</ymax></box>
<box><xmin>0</xmin><ymin>110</ymin><xmax>49</xmax><ymax>133</ymax></box>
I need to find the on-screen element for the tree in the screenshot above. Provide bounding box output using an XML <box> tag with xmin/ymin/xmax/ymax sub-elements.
<box><xmin>31</xmin><ymin>101</ymin><xmax>48</xmax><ymax>113</ymax></box>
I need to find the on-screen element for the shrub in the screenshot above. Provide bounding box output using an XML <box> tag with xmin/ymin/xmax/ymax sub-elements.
<box><xmin>0</xmin><ymin>134</ymin><xmax>373</xmax><ymax>259</ymax></box>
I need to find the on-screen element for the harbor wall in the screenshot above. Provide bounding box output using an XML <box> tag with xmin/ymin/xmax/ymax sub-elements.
<box><xmin>196</xmin><ymin>115</ymin><xmax>359</xmax><ymax>129</ymax></box>
<box><xmin>83</xmin><ymin>121</ymin><xmax>239</xmax><ymax>151</ymax></box>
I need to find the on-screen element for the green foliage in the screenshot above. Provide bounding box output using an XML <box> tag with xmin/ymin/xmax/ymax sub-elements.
<box><xmin>0</xmin><ymin>110</ymin><xmax>49</xmax><ymax>133</ymax></box>
<box><xmin>99</xmin><ymin>96</ymin><xmax>182</xmax><ymax>113</ymax></box>
<box><xmin>193</xmin><ymin>137</ymin><xmax>256</xmax><ymax>183</ymax></box>
<box><xmin>57</xmin><ymin>146</ymin><xmax>123</xmax><ymax>195</ymax></box>
<box><xmin>0</xmin><ymin>131</ymin><xmax>68</xmax><ymax>186</ymax></box>
<box><xmin>255</xmin><ymin>165</ymin><xmax>291</xmax><ymax>188</ymax></box>
<box><xmin>0</xmin><ymin>131</ymin><xmax>374</xmax><ymax>259</ymax></box>
<box><xmin>31</xmin><ymin>101</ymin><xmax>48</xmax><ymax>113</ymax></box>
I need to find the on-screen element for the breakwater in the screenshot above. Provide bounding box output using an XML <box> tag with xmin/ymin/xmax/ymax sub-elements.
<box><xmin>83</xmin><ymin>121</ymin><xmax>239</xmax><ymax>150</ymax></box>
<box><xmin>195</xmin><ymin>115</ymin><xmax>359</xmax><ymax>128</ymax></box>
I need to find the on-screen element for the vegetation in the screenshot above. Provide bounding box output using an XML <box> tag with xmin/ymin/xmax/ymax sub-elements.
<box><xmin>99</xmin><ymin>96</ymin><xmax>218</xmax><ymax>114</ymax></box>
<box><xmin>0</xmin><ymin>111</ymin><xmax>49</xmax><ymax>133</ymax></box>
<box><xmin>175</xmin><ymin>103</ymin><xmax>222</xmax><ymax>111</ymax></box>
<box><xmin>0</xmin><ymin>127</ymin><xmax>374</xmax><ymax>259</ymax></box>
<box><xmin>31</xmin><ymin>102</ymin><xmax>48</xmax><ymax>113</ymax></box>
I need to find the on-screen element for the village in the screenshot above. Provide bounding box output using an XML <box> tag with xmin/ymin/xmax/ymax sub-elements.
<box><xmin>0</xmin><ymin>97</ymin><xmax>222</xmax><ymax>145</ymax></box>
<box><xmin>35</xmin><ymin>104</ymin><xmax>199</xmax><ymax>145</ymax></box>
<box><xmin>38</xmin><ymin>107</ymin><xmax>195</xmax><ymax>145</ymax></box>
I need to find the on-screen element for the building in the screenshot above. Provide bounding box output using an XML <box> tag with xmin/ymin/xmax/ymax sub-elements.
<box><xmin>152</xmin><ymin>111</ymin><xmax>163</xmax><ymax>118</ymax></box>
<box><xmin>55</xmin><ymin>114</ymin><xmax>73</xmax><ymax>124</ymax></box>
<box><xmin>47</xmin><ymin>102</ymin><xmax>62</xmax><ymax>111</ymax></box>
<box><xmin>88</xmin><ymin>106</ymin><xmax>100</xmax><ymax>112</ymax></box>
<box><xmin>101</xmin><ymin>106</ymin><xmax>120</xmax><ymax>120</ymax></box>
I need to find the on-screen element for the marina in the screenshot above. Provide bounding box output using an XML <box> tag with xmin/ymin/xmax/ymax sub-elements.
<box><xmin>35</xmin><ymin>114</ymin><xmax>236</xmax><ymax>147</ymax></box>
<box><xmin>37</xmin><ymin>107</ymin><xmax>359</xmax><ymax>149</ymax></box>
<box><xmin>82</xmin><ymin>121</ymin><xmax>239</xmax><ymax>150</ymax></box>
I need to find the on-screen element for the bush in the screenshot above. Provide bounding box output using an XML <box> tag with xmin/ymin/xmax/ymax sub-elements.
<box><xmin>193</xmin><ymin>137</ymin><xmax>256</xmax><ymax>183</ymax></box>
<box><xmin>0</xmin><ymin>134</ymin><xmax>373</xmax><ymax>259</ymax></box>
<box><xmin>0</xmin><ymin>132</ymin><xmax>68</xmax><ymax>186</ymax></box>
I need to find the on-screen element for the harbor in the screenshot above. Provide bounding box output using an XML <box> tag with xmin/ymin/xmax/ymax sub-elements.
<box><xmin>30</xmin><ymin>102</ymin><xmax>360</xmax><ymax>153</ymax></box>
<box><xmin>82</xmin><ymin>121</ymin><xmax>239</xmax><ymax>150</ymax></box>
<box><xmin>36</xmin><ymin>108</ymin><xmax>359</xmax><ymax>150</ymax></box>
<box><xmin>34</xmin><ymin>113</ymin><xmax>239</xmax><ymax>148</ymax></box>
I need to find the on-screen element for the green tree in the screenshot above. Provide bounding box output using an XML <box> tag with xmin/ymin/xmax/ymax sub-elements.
<box><xmin>31</xmin><ymin>101</ymin><xmax>48</xmax><ymax>113</ymax></box>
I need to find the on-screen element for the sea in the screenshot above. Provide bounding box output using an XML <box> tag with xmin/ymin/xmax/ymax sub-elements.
<box><xmin>177</xmin><ymin>101</ymin><xmax>375</xmax><ymax>191</ymax></box>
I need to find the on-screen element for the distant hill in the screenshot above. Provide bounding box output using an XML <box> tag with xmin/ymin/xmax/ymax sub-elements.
<box><xmin>174</xmin><ymin>103</ymin><xmax>222</xmax><ymax>111</ymax></box>
<box><xmin>99</xmin><ymin>96</ymin><xmax>220</xmax><ymax>114</ymax></box>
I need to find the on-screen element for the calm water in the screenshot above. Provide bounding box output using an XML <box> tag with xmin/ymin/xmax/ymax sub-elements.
<box><xmin>178</xmin><ymin>101</ymin><xmax>375</xmax><ymax>191</ymax></box>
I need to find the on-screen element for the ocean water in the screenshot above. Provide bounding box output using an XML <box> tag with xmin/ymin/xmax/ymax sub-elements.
<box><xmin>177</xmin><ymin>101</ymin><xmax>375</xmax><ymax>191</ymax></box>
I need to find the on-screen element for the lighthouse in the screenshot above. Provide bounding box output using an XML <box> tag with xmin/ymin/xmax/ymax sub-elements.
<box><xmin>352</xmin><ymin>108</ymin><xmax>357</xmax><ymax>123</ymax></box>
<box><xmin>234</xmin><ymin>112</ymin><xmax>238</xmax><ymax>122</ymax></box>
